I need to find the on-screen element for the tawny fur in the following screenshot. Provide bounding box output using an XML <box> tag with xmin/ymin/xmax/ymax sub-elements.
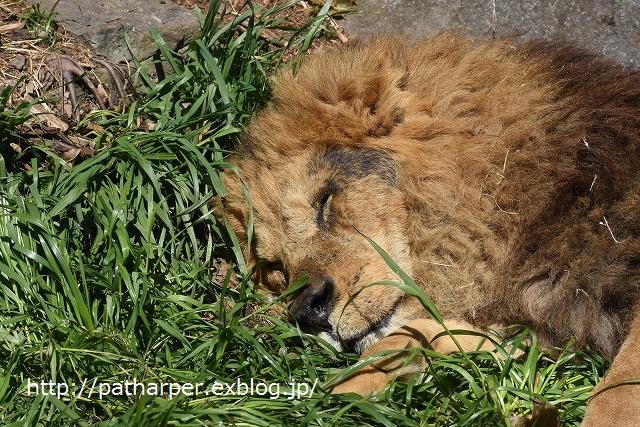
<box><xmin>218</xmin><ymin>33</ymin><xmax>640</xmax><ymax>423</ymax></box>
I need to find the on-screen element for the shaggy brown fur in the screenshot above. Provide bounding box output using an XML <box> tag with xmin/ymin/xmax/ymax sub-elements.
<box><xmin>218</xmin><ymin>34</ymin><xmax>640</xmax><ymax>425</ymax></box>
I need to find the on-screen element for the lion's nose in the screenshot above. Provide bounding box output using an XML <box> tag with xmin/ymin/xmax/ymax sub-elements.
<box><xmin>291</xmin><ymin>276</ymin><xmax>335</xmax><ymax>332</ymax></box>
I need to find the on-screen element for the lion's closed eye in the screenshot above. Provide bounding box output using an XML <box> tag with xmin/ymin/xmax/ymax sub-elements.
<box><xmin>314</xmin><ymin>180</ymin><xmax>340</xmax><ymax>229</ymax></box>
<box><xmin>317</xmin><ymin>192</ymin><xmax>333</xmax><ymax>225</ymax></box>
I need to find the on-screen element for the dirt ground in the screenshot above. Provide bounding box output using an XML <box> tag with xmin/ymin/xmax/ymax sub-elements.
<box><xmin>0</xmin><ymin>0</ymin><xmax>350</xmax><ymax>166</ymax></box>
<box><xmin>171</xmin><ymin>0</ymin><xmax>351</xmax><ymax>46</ymax></box>
<box><xmin>1</xmin><ymin>0</ymin><xmax>105</xmax><ymax>166</ymax></box>
<box><xmin>172</xmin><ymin>0</ymin><xmax>212</xmax><ymax>10</ymax></box>
<box><xmin>1</xmin><ymin>0</ymin><xmax>96</xmax><ymax>92</ymax></box>
<box><xmin>0</xmin><ymin>0</ymin><xmax>350</xmax><ymax>106</ymax></box>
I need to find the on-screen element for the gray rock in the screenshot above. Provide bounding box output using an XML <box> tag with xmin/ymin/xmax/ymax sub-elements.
<box><xmin>343</xmin><ymin>0</ymin><xmax>640</xmax><ymax>67</ymax></box>
<box><xmin>28</xmin><ymin>0</ymin><xmax>201</xmax><ymax>63</ymax></box>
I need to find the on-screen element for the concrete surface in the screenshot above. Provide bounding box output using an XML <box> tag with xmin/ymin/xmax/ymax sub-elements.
<box><xmin>28</xmin><ymin>0</ymin><xmax>200</xmax><ymax>63</ymax></box>
<box><xmin>26</xmin><ymin>0</ymin><xmax>640</xmax><ymax>67</ymax></box>
<box><xmin>342</xmin><ymin>0</ymin><xmax>640</xmax><ymax>67</ymax></box>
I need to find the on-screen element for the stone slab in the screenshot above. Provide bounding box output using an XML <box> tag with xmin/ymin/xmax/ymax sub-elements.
<box><xmin>28</xmin><ymin>0</ymin><xmax>201</xmax><ymax>63</ymax></box>
<box><xmin>342</xmin><ymin>0</ymin><xmax>640</xmax><ymax>67</ymax></box>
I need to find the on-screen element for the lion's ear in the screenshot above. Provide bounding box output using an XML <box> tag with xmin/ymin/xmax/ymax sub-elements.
<box><xmin>315</xmin><ymin>71</ymin><xmax>406</xmax><ymax>139</ymax></box>
<box><xmin>262</xmin><ymin>39</ymin><xmax>418</xmax><ymax>146</ymax></box>
<box><xmin>366</xmin><ymin>105</ymin><xmax>406</xmax><ymax>137</ymax></box>
<box><xmin>334</xmin><ymin>55</ymin><xmax>411</xmax><ymax>137</ymax></box>
<box><xmin>334</xmin><ymin>40</ymin><xmax>411</xmax><ymax>138</ymax></box>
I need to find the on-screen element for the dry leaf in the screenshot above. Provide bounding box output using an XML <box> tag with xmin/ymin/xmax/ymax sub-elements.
<box><xmin>0</xmin><ymin>22</ymin><xmax>24</xmax><ymax>33</ymax></box>
<box><xmin>23</xmin><ymin>94</ymin><xmax>69</xmax><ymax>132</ymax></box>
<box><xmin>61</xmin><ymin>147</ymin><xmax>82</xmax><ymax>162</ymax></box>
<box><xmin>510</xmin><ymin>400</ymin><xmax>561</xmax><ymax>427</ymax></box>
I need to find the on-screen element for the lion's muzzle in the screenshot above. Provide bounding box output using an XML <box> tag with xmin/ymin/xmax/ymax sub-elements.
<box><xmin>290</xmin><ymin>276</ymin><xmax>335</xmax><ymax>333</ymax></box>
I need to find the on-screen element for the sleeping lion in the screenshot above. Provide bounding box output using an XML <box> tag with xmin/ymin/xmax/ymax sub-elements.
<box><xmin>217</xmin><ymin>34</ymin><xmax>640</xmax><ymax>426</ymax></box>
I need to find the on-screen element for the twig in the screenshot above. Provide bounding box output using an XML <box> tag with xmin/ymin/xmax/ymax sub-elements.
<box><xmin>93</xmin><ymin>58</ymin><xmax>128</xmax><ymax>107</ymax></box>
<box><xmin>599</xmin><ymin>216</ymin><xmax>628</xmax><ymax>244</ymax></box>
<box><xmin>483</xmin><ymin>193</ymin><xmax>519</xmax><ymax>215</ymax></box>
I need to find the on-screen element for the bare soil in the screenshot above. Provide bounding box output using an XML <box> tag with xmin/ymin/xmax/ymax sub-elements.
<box><xmin>0</xmin><ymin>0</ymin><xmax>349</xmax><ymax>169</ymax></box>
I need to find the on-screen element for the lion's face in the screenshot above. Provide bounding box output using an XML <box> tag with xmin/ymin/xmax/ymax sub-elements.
<box><xmin>222</xmin><ymin>146</ymin><xmax>423</xmax><ymax>353</ymax></box>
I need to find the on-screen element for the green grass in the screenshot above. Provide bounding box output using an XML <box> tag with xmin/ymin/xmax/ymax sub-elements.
<box><xmin>0</xmin><ymin>1</ymin><xmax>607</xmax><ymax>425</ymax></box>
<box><xmin>18</xmin><ymin>0</ymin><xmax>60</xmax><ymax>47</ymax></box>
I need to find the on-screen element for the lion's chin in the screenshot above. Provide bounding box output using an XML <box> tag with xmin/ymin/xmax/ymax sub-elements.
<box><xmin>319</xmin><ymin>309</ymin><xmax>403</xmax><ymax>354</ymax></box>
